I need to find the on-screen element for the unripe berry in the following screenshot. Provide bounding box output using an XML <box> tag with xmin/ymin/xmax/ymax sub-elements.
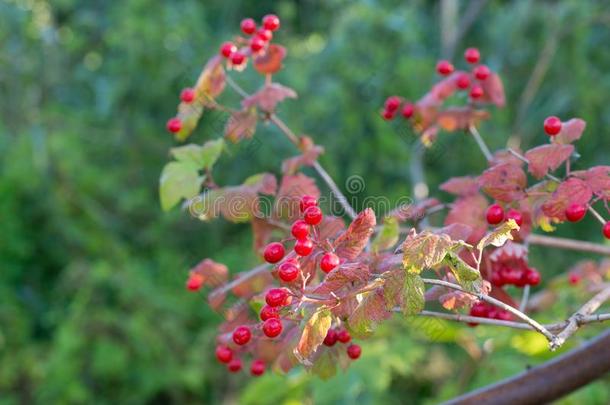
<box><xmin>231</xmin><ymin>52</ymin><xmax>246</xmax><ymax>66</ymax></box>
<box><xmin>291</xmin><ymin>219</ymin><xmax>309</xmax><ymax>240</ymax></box>
<box><xmin>347</xmin><ymin>344</ymin><xmax>362</xmax><ymax>360</ymax></box>
<box><xmin>382</xmin><ymin>109</ymin><xmax>395</xmax><ymax>120</ymax></box>
<box><xmin>186</xmin><ymin>274</ymin><xmax>204</xmax><ymax>291</ymax></box>
<box><xmin>278</xmin><ymin>261</ymin><xmax>299</xmax><ymax>282</ymax></box>
<box><xmin>250</xmin><ymin>359</ymin><xmax>265</xmax><ymax>376</ymax></box>
<box><xmin>464</xmin><ymin>47</ymin><xmax>480</xmax><ymax>64</ymax></box>
<box><xmin>473</xmin><ymin>64</ymin><xmax>491</xmax><ymax>80</ymax></box>
<box><xmin>303</xmin><ymin>206</ymin><xmax>323</xmax><ymax>225</ymax></box>
<box><xmin>384</xmin><ymin>96</ymin><xmax>401</xmax><ymax>112</ymax></box>
<box><xmin>262</xmin><ymin>14</ymin><xmax>280</xmax><ymax>31</ymax></box>
<box><xmin>180</xmin><ymin>87</ymin><xmax>196</xmax><ymax>103</ymax></box>
<box><xmin>323</xmin><ymin>329</ymin><xmax>337</xmax><ymax>346</ymax></box>
<box><xmin>215</xmin><ymin>346</ymin><xmax>233</xmax><ymax>363</ymax></box>
<box><xmin>565</xmin><ymin>203</ymin><xmax>586</xmax><ymax>222</ymax></box>
<box><xmin>232</xmin><ymin>326</ymin><xmax>252</xmax><ymax>345</ymax></box>
<box><xmin>506</xmin><ymin>208</ymin><xmax>523</xmax><ymax>227</ymax></box>
<box><xmin>220</xmin><ymin>41</ymin><xmax>236</xmax><ymax>58</ymax></box>
<box><xmin>300</xmin><ymin>195</ymin><xmax>318</xmax><ymax>212</ymax></box>
<box><xmin>436</xmin><ymin>60</ymin><xmax>454</xmax><ymax>76</ymax></box>
<box><xmin>262</xmin><ymin>318</ymin><xmax>283</xmax><ymax>338</ymax></box>
<box><xmin>257</xmin><ymin>29</ymin><xmax>273</xmax><ymax>42</ymax></box>
<box><xmin>263</xmin><ymin>242</ymin><xmax>285</xmax><ymax>263</ymax></box>
<box><xmin>544</xmin><ymin>116</ymin><xmax>562</xmax><ymax>136</ymax></box>
<box><xmin>166</xmin><ymin>117</ymin><xmax>182</xmax><ymax>133</ymax></box>
<box><xmin>241</xmin><ymin>18</ymin><xmax>257</xmax><ymax>35</ymax></box>
<box><xmin>469</xmin><ymin>85</ymin><xmax>484</xmax><ymax>99</ymax></box>
<box><xmin>320</xmin><ymin>252</ymin><xmax>340</xmax><ymax>273</ymax></box>
<box><xmin>401</xmin><ymin>103</ymin><xmax>414</xmax><ymax>119</ymax></box>
<box><xmin>603</xmin><ymin>221</ymin><xmax>610</xmax><ymax>239</ymax></box>
<box><xmin>456</xmin><ymin>73</ymin><xmax>470</xmax><ymax>90</ymax></box>
<box><xmin>336</xmin><ymin>329</ymin><xmax>351</xmax><ymax>343</ymax></box>
<box><xmin>227</xmin><ymin>358</ymin><xmax>242</xmax><ymax>372</ymax></box>
<box><xmin>486</xmin><ymin>204</ymin><xmax>504</xmax><ymax>225</ymax></box>
<box><xmin>250</xmin><ymin>37</ymin><xmax>265</xmax><ymax>52</ymax></box>
<box><xmin>265</xmin><ymin>288</ymin><xmax>288</xmax><ymax>307</ymax></box>
<box><xmin>294</xmin><ymin>238</ymin><xmax>314</xmax><ymax>256</ymax></box>
<box><xmin>260</xmin><ymin>304</ymin><xmax>280</xmax><ymax>321</ymax></box>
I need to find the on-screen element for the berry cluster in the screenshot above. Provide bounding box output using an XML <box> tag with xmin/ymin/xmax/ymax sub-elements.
<box><xmin>323</xmin><ymin>327</ymin><xmax>362</xmax><ymax>360</ymax></box>
<box><xmin>489</xmin><ymin>257</ymin><xmax>540</xmax><ymax>288</ymax></box>
<box><xmin>468</xmin><ymin>301</ymin><xmax>512</xmax><ymax>326</ymax></box>
<box><xmin>215</xmin><ymin>344</ymin><xmax>267</xmax><ymax>376</ymax></box>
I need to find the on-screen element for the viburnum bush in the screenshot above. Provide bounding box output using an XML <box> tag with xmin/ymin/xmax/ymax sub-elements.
<box><xmin>159</xmin><ymin>15</ymin><xmax>610</xmax><ymax>380</ymax></box>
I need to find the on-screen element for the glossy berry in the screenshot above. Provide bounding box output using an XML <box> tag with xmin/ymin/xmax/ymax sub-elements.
<box><xmin>180</xmin><ymin>88</ymin><xmax>196</xmax><ymax>103</ymax></box>
<box><xmin>456</xmin><ymin>73</ymin><xmax>470</xmax><ymax>90</ymax></box>
<box><xmin>262</xmin><ymin>14</ymin><xmax>280</xmax><ymax>31</ymax></box>
<box><xmin>250</xmin><ymin>37</ymin><xmax>265</xmax><ymax>52</ymax></box>
<box><xmin>436</xmin><ymin>60</ymin><xmax>454</xmax><ymax>76</ymax></box>
<box><xmin>250</xmin><ymin>359</ymin><xmax>265</xmax><ymax>376</ymax></box>
<box><xmin>347</xmin><ymin>344</ymin><xmax>362</xmax><ymax>360</ymax></box>
<box><xmin>291</xmin><ymin>219</ymin><xmax>310</xmax><ymax>240</ymax></box>
<box><xmin>603</xmin><ymin>221</ymin><xmax>610</xmax><ymax>239</ymax></box>
<box><xmin>300</xmin><ymin>195</ymin><xmax>318</xmax><ymax>212</ymax></box>
<box><xmin>468</xmin><ymin>302</ymin><xmax>488</xmax><ymax>326</ymax></box>
<box><xmin>494</xmin><ymin>310</ymin><xmax>512</xmax><ymax>321</ymax></box>
<box><xmin>565</xmin><ymin>203</ymin><xmax>586</xmax><ymax>222</ymax></box>
<box><xmin>227</xmin><ymin>358</ymin><xmax>242</xmax><ymax>373</ymax></box>
<box><xmin>257</xmin><ymin>29</ymin><xmax>273</xmax><ymax>42</ymax></box>
<box><xmin>294</xmin><ymin>238</ymin><xmax>314</xmax><ymax>256</ymax></box>
<box><xmin>278</xmin><ymin>261</ymin><xmax>299</xmax><ymax>282</ymax></box>
<box><xmin>382</xmin><ymin>109</ymin><xmax>395</xmax><ymax>120</ymax></box>
<box><xmin>473</xmin><ymin>64</ymin><xmax>490</xmax><ymax>80</ymax></box>
<box><xmin>303</xmin><ymin>206</ymin><xmax>323</xmax><ymax>225</ymax></box>
<box><xmin>525</xmin><ymin>269</ymin><xmax>541</xmax><ymax>286</ymax></box>
<box><xmin>262</xmin><ymin>318</ymin><xmax>283</xmax><ymax>338</ymax></box>
<box><xmin>166</xmin><ymin>117</ymin><xmax>182</xmax><ymax>133</ymax></box>
<box><xmin>231</xmin><ymin>52</ymin><xmax>246</xmax><ymax>66</ymax></box>
<box><xmin>186</xmin><ymin>274</ymin><xmax>203</xmax><ymax>291</ymax></box>
<box><xmin>464</xmin><ymin>47</ymin><xmax>480</xmax><ymax>64</ymax></box>
<box><xmin>401</xmin><ymin>103</ymin><xmax>414</xmax><ymax>119</ymax></box>
<box><xmin>384</xmin><ymin>96</ymin><xmax>401</xmax><ymax>112</ymax></box>
<box><xmin>215</xmin><ymin>346</ymin><xmax>233</xmax><ymax>363</ymax></box>
<box><xmin>544</xmin><ymin>116</ymin><xmax>562</xmax><ymax>136</ymax></box>
<box><xmin>265</xmin><ymin>288</ymin><xmax>288</xmax><ymax>307</ymax></box>
<box><xmin>323</xmin><ymin>329</ymin><xmax>337</xmax><ymax>346</ymax></box>
<box><xmin>486</xmin><ymin>204</ymin><xmax>505</xmax><ymax>225</ymax></box>
<box><xmin>260</xmin><ymin>305</ymin><xmax>280</xmax><ymax>321</ymax></box>
<box><xmin>469</xmin><ymin>85</ymin><xmax>484</xmax><ymax>99</ymax></box>
<box><xmin>336</xmin><ymin>329</ymin><xmax>351</xmax><ymax>343</ymax></box>
<box><xmin>263</xmin><ymin>242</ymin><xmax>285</xmax><ymax>263</ymax></box>
<box><xmin>506</xmin><ymin>208</ymin><xmax>523</xmax><ymax>227</ymax></box>
<box><xmin>220</xmin><ymin>41</ymin><xmax>236</xmax><ymax>58</ymax></box>
<box><xmin>241</xmin><ymin>18</ymin><xmax>257</xmax><ymax>35</ymax></box>
<box><xmin>232</xmin><ymin>326</ymin><xmax>252</xmax><ymax>346</ymax></box>
<box><xmin>568</xmin><ymin>273</ymin><xmax>581</xmax><ymax>285</ymax></box>
<box><xmin>320</xmin><ymin>252</ymin><xmax>340</xmax><ymax>273</ymax></box>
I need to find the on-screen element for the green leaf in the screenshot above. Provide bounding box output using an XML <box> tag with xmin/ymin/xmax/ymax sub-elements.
<box><xmin>294</xmin><ymin>308</ymin><xmax>332</xmax><ymax>365</ymax></box>
<box><xmin>476</xmin><ymin>219</ymin><xmax>519</xmax><ymax>251</ymax></box>
<box><xmin>372</xmin><ymin>216</ymin><xmax>399</xmax><ymax>253</ymax></box>
<box><xmin>310</xmin><ymin>350</ymin><xmax>337</xmax><ymax>380</ymax></box>
<box><xmin>170</xmin><ymin>139</ymin><xmax>224</xmax><ymax>170</ymax></box>
<box><xmin>403</xmin><ymin>273</ymin><xmax>425</xmax><ymax>316</ymax></box>
<box><xmin>443</xmin><ymin>251</ymin><xmax>481</xmax><ymax>284</ymax></box>
<box><xmin>159</xmin><ymin>161</ymin><xmax>202</xmax><ymax>211</ymax></box>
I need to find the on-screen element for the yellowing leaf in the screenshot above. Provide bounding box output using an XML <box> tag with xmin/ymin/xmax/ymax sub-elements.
<box><xmin>403</xmin><ymin>273</ymin><xmax>425</xmax><ymax>316</ymax></box>
<box><xmin>477</xmin><ymin>219</ymin><xmax>520</xmax><ymax>251</ymax></box>
<box><xmin>159</xmin><ymin>161</ymin><xmax>201</xmax><ymax>211</ymax></box>
<box><xmin>224</xmin><ymin>108</ymin><xmax>257</xmax><ymax>143</ymax></box>
<box><xmin>402</xmin><ymin>230</ymin><xmax>454</xmax><ymax>274</ymax></box>
<box><xmin>294</xmin><ymin>309</ymin><xmax>332</xmax><ymax>365</ymax></box>
<box><xmin>371</xmin><ymin>216</ymin><xmax>399</xmax><ymax>253</ymax></box>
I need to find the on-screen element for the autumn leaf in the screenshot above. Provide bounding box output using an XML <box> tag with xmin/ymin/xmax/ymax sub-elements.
<box><xmin>347</xmin><ymin>288</ymin><xmax>391</xmax><ymax>338</ymax></box>
<box><xmin>402</xmin><ymin>230</ymin><xmax>455</xmax><ymax>274</ymax></box>
<box><xmin>194</xmin><ymin>55</ymin><xmax>226</xmax><ymax>104</ymax></box>
<box><xmin>440</xmin><ymin>176</ymin><xmax>480</xmax><ymax>196</ymax></box>
<box><xmin>310</xmin><ymin>350</ymin><xmax>337</xmax><ymax>380</ymax></box>
<box><xmin>541</xmin><ymin>177</ymin><xmax>593</xmax><ymax>220</ymax></box>
<box><xmin>436</xmin><ymin>107</ymin><xmax>490</xmax><ymax>132</ymax></box>
<box><xmin>477</xmin><ymin>219</ymin><xmax>520</xmax><ymax>251</ymax></box>
<box><xmin>443</xmin><ymin>251</ymin><xmax>481</xmax><ymax>284</ymax></box>
<box><xmin>478</xmin><ymin>162</ymin><xmax>527</xmax><ymax>202</ymax></box>
<box><xmin>480</xmin><ymin>73</ymin><xmax>505</xmax><ymax>107</ymax></box>
<box><xmin>436</xmin><ymin>223</ymin><xmax>473</xmax><ymax>242</ymax></box>
<box><xmin>282</xmin><ymin>143</ymin><xmax>324</xmax><ymax>175</ymax></box>
<box><xmin>552</xmin><ymin>118</ymin><xmax>586</xmax><ymax>144</ymax></box>
<box><xmin>224</xmin><ymin>108</ymin><xmax>257</xmax><ymax>143</ymax></box>
<box><xmin>334</xmin><ymin>208</ymin><xmax>377</xmax><ymax>260</ymax></box>
<box><xmin>242</xmin><ymin>82</ymin><xmax>297</xmax><ymax>113</ymax></box>
<box><xmin>253</xmin><ymin>44</ymin><xmax>287</xmax><ymax>75</ymax></box>
<box><xmin>312</xmin><ymin>263</ymin><xmax>370</xmax><ymax>296</ymax></box>
<box><xmin>389</xmin><ymin>198</ymin><xmax>441</xmax><ymax>222</ymax></box>
<box><xmin>403</xmin><ymin>273</ymin><xmax>425</xmax><ymax>316</ymax></box>
<box><xmin>371</xmin><ymin>216</ymin><xmax>400</xmax><ymax>253</ymax></box>
<box><xmin>383</xmin><ymin>269</ymin><xmax>405</xmax><ymax>311</ymax></box>
<box><xmin>525</xmin><ymin>144</ymin><xmax>574</xmax><ymax>179</ymax></box>
<box><xmin>294</xmin><ymin>308</ymin><xmax>332</xmax><ymax>365</ymax></box>
<box><xmin>190</xmin><ymin>258</ymin><xmax>228</xmax><ymax>287</ymax></box>
<box><xmin>571</xmin><ymin>166</ymin><xmax>610</xmax><ymax>200</ymax></box>
<box><xmin>275</xmin><ymin>173</ymin><xmax>320</xmax><ymax>221</ymax></box>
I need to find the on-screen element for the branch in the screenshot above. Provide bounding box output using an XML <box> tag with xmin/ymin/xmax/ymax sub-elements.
<box><xmin>527</xmin><ymin>233</ymin><xmax>610</xmax><ymax>256</ymax></box>
<box><xmin>209</xmin><ymin>262</ymin><xmax>270</xmax><ymax>297</ymax></box>
<box><xmin>469</xmin><ymin>125</ymin><xmax>493</xmax><ymax>162</ymax></box>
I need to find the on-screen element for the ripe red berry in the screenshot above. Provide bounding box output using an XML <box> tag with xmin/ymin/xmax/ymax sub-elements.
<box><xmin>294</xmin><ymin>238</ymin><xmax>314</xmax><ymax>256</ymax></box>
<box><xmin>401</xmin><ymin>103</ymin><xmax>414</xmax><ymax>119</ymax></box>
<box><xmin>215</xmin><ymin>346</ymin><xmax>233</xmax><ymax>363</ymax></box>
<box><xmin>436</xmin><ymin>60</ymin><xmax>454</xmax><ymax>76</ymax></box>
<box><xmin>506</xmin><ymin>208</ymin><xmax>523</xmax><ymax>227</ymax></box>
<box><xmin>603</xmin><ymin>221</ymin><xmax>610</xmax><ymax>239</ymax></box>
<box><xmin>220</xmin><ymin>41</ymin><xmax>236</xmax><ymax>58</ymax></box>
<box><xmin>262</xmin><ymin>318</ymin><xmax>283</xmax><ymax>338</ymax></box>
<box><xmin>227</xmin><ymin>358</ymin><xmax>242</xmax><ymax>373</ymax></box>
<box><xmin>470</xmin><ymin>302</ymin><xmax>488</xmax><ymax>318</ymax></box>
<box><xmin>544</xmin><ymin>116</ymin><xmax>562</xmax><ymax>136</ymax></box>
<box><xmin>262</xmin><ymin>14</ymin><xmax>280</xmax><ymax>31</ymax></box>
<box><xmin>470</xmin><ymin>85</ymin><xmax>484</xmax><ymax>99</ymax></box>
<box><xmin>291</xmin><ymin>219</ymin><xmax>309</xmax><ymax>240</ymax></box>
<box><xmin>320</xmin><ymin>252</ymin><xmax>340</xmax><ymax>273</ymax></box>
<box><xmin>494</xmin><ymin>310</ymin><xmax>512</xmax><ymax>321</ymax></box>
<box><xmin>265</xmin><ymin>288</ymin><xmax>288</xmax><ymax>307</ymax></box>
<box><xmin>166</xmin><ymin>117</ymin><xmax>182</xmax><ymax>133</ymax></box>
<box><xmin>336</xmin><ymin>329</ymin><xmax>351</xmax><ymax>343</ymax></box>
<box><xmin>303</xmin><ymin>206</ymin><xmax>323</xmax><ymax>225</ymax></box>
<box><xmin>186</xmin><ymin>274</ymin><xmax>204</xmax><ymax>291</ymax></box>
<box><xmin>347</xmin><ymin>344</ymin><xmax>362</xmax><ymax>360</ymax></box>
<box><xmin>486</xmin><ymin>204</ymin><xmax>504</xmax><ymax>225</ymax></box>
<box><xmin>382</xmin><ymin>109</ymin><xmax>395</xmax><ymax>120</ymax></box>
<box><xmin>464</xmin><ymin>47</ymin><xmax>480</xmax><ymax>64</ymax></box>
<box><xmin>241</xmin><ymin>18</ymin><xmax>257</xmax><ymax>35</ymax></box>
<box><xmin>384</xmin><ymin>96</ymin><xmax>401</xmax><ymax>112</ymax></box>
<box><xmin>565</xmin><ymin>203</ymin><xmax>586</xmax><ymax>222</ymax></box>
<box><xmin>300</xmin><ymin>195</ymin><xmax>318</xmax><ymax>212</ymax></box>
<box><xmin>232</xmin><ymin>326</ymin><xmax>252</xmax><ymax>345</ymax></box>
<box><xmin>491</xmin><ymin>271</ymin><xmax>505</xmax><ymax>287</ymax></box>
<box><xmin>231</xmin><ymin>52</ymin><xmax>246</xmax><ymax>66</ymax></box>
<box><xmin>525</xmin><ymin>269</ymin><xmax>541</xmax><ymax>286</ymax></box>
<box><xmin>257</xmin><ymin>29</ymin><xmax>273</xmax><ymax>42</ymax></box>
<box><xmin>180</xmin><ymin>88</ymin><xmax>196</xmax><ymax>103</ymax></box>
<box><xmin>250</xmin><ymin>37</ymin><xmax>265</xmax><ymax>52</ymax></box>
<box><xmin>278</xmin><ymin>261</ymin><xmax>299</xmax><ymax>282</ymax></box>
<box><xmin>263</xmin><ymin>242</ymin><xmax>285</xmax><ymax>263</ymax></box>
<box><xmin>250</xmin><ymin>359</ymin><xmax>265</xmax><ymax>376</ymax></box>
<box><xmin>323</xmin><ymin>329</ymin><xmax>337</xmax><ymax>346</ymax></box>
<box><xmin>260</xmin><ymin>305</ymin><xmax>280</xmax><ymax>321</ymax></box>
<box><xmin>568</xmin><ymin>273</ymin><xmax>581</xmax><ymax>285</ymax></box>
<box><xmin>473</xmin><ymin>64</ymin><xmax>491</xmax><ymax>80</ymax></box>
<box><xmin>456</xmin><ymin>73</ymin><xmax>470</xmax><ymax>89</ymax></box>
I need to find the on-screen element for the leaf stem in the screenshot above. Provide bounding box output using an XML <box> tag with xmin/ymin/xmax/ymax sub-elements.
<box><xmin>469</xmin><ymin>125</ymin><xmax>493</xmax><ymax>162</ymax></box>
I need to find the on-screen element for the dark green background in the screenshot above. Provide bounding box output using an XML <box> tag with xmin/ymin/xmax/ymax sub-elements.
<box><xmin>2</xmin><ymin>0</ymin><xmax>610</xmax><ymax>403</ymax></box>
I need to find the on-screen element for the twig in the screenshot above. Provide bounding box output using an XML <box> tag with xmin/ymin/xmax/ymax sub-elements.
<box><xmin>469</xmin><ymin>125</ymin><xmax>493</xmax><ymax>162</ymax></box>
<box><xmin>588</xmin><ymin>205</ymin><xmax>607</xmax><ymax>225</ymax></box>
<box><xmin>210</xmin><ymin>262</ymin><xmax>270</xmax><ymax>297</ymax></box>
<box><xmin>519</xmin><ymin>285</ymin><xmax>530</xmax><ymax>313</ymax></box>
<box><xmin>527</xmin><ymin>234</ymin><xmax>610</xmax><ymax>256</ymax></box>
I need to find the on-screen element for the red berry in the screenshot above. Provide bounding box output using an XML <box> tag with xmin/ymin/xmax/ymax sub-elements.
<box><xmin>470</xmin><ymin>85</ymin><xmax>484</xmax><ymax>99</ymax></box>
<box><xmin>473</xmin><ymin>64</ymin><xmax>490</xmax><ymax>80</ymax></box>
<box><xmin>565</xmin><ymin>203</ymin><xmax>586</xmax><ymax>222</ymax></box>
<box><xmin>166</xmin><ymin>117</ymin><xmax>182</xmax><ymax>133</ymax></box>
<box><xmin>232</xmin><ymin>326</ymin><xmax>252</xmax><ymax>345</ymax></box>
<box><xmin>262</xmin><ymin>318</ymin><xmax>283</xmax><ymax>338</ymax></box>
<box><xmin>241</xmin><ymin>18</ymin><xmax>257</xmax><ymax>35</ymax></box>
<box><xmin>486</xmin><ymin>204</ymin><xmax>504</xmax><ymax>225</ymax></box>
<box><xmin>262</xmin><ymin>14</ymin><xmax>280</xmax><ymax>31</ymax></box>
<box><xmin>294</xmin><ymin>238</ymin><xmax>314</xmax><ymax>256</ymax></box>
<box><xmin>495</xmin><ymin>310</ymin><xmax>512</xmax><ymax>321</ymax></box>
<box><xmin>506</xmin><ymin>208</ymin><xmax>523</xmax><ymax>226</ymax></box>
<box><xmin>382</xmin><ymin>109</ymin><xmax>395</xmax><ymax>120</ymax></box>
<box><xmin>263</xmin><ymin>242</ymin><xmax>285</xmax><ymax>263</ymax></box>
<box><xmin>215</xmin><ymin>346</ymin><xmax>233</xmax><ymax>363</ymax></box>
<box><xmin>456</xmin><ymin>73</ymin><xmax>470</xmax><ymax>89</ymax></box>
<box><xmin>300</xmin><ymin>195</ymin><xmax>318</xmax><ymax>212</ymax></box>
<box><xmin>231</xmin><ymin>52</ymin><xmax>246</xmax><ymax>66</ymax></box>
<box><xmin>336</xmin><ymin>329</ymin><xmax>351</xmax><ymax>343</ymax></box>
<box><xmin>347</xmin><ymin>344</ymin><xmax>362</xmax><ymax>360</ymax></box>
<box><xmin>384</xmin><ymin>96</ymin><xmax>401</xmax><ymax>112</ymax></box>
<box><xmin>544</xmin><ymin>116</ymin><xmax>562</xmax><ymax>136</ymax></box>
<box><xmin>503</xmin><ymin>269</ymin><xmax>522</xmax><ymax>286</ymax></box>
<box><xmin>568</xmin><ymin>273</ymin><xmax>581</xmax><ymax>285</ymax></box>
<box><xmin>401</xmin><ymin>103</ymin><xmax>414</xmax><ymax>119</ymax></box>
<box><xmin>250</xmin><ymin>37</ymin><xmax>265</xmax><ymax>52</ymax></box>
<box><xmin>323</xmin><ymin>329</ymin><xmax>337</xmax><ymax>346</ymax></box>
<box><xmin>250</xmin><ymin>359</ymin><xmax>265</xmax><ymax>376</ymax></box>
<box><xmin>186</xmin><ymin>274</ymin><xmax>204</xmax><ymax>291</ymax></box>
<box><xmin>436</xmin><ymin>60</ymin><xmax>454</xmax><ymax>76</ymax></box>
<box><xmin>260</xmin><ymin>305</ymin><xmax>280</xmax><ymax>321</ymax></box>
<box><xmin>257</xmin><ymin>29</ymin><xmax>273</xmax><ymax>42</ymax></box>
<box><xmin>278</xmin><ymin>261</ymin><xmax>299</xmax><ymax>282</ymax></box>
<box><xmin>180</xmin><ymin>87</ymin><xmax>196</xmax><ymax>103</ymax></box>
<box><xmin>470</xmin><ymin>302</ymin><xmax>488</xmax><ymax>317</ymax></box>
<box><xmin>491</xmin><ymin>271</ymin><xmax>505</xmax><ymax>287</ymax></box>
<box><xmin>265</xmin><ymin>288</ymin><xmax>288</xmax><ymax>307</ymax></box>
<box><xmin>227</xmin><ymin>358</ymin><xmax>242</xmax><ymax>373</ymax></box>
<box><xmin>220</xmin><ymin>41</ymin><xmax>236</xmax><ymax>58</ymax></box>
<box><xmin>603</xmin><ymin>221</ymin><xmax>610</xmax><ymax>239</ymax></box>
<box><xmin>291</xmin><ymin>219</ymin><xmax>309</xmax><ymax>240</ymax></box>
<box><xmin>320</xmin><ymin>252</ymin><xmax>340</xmax><ymax>273</ymax></box>
<box><xmin>464</xmin><ymin>47</ymin><xmax>480</xmax><ymax>64</ymax></box>
<box><xmin>303</xmin><ymin>206</ymin><xmax>323</xmax><ymax>225</ymax></box>
<box><xmin>525</xmin><ymin>269</ymin><xmax>541</xmax><ymax>286</ymax></box>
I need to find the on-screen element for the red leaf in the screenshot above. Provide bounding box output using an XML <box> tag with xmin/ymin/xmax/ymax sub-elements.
<box><xmin>275</xmin><ymin>173</ymin><xmax>320</xmax><ymax>221</ymax></box>
<box><xmin>190</xmin><ymin>258</ymin><xmax>228</xmax><ymax>287</ymax></box>
<box><xmin>541</xmin><ymin>178</ymin><xmax>593</xmax><ymax>221</ymax></box>
<box><xmin>478</xmin><ymin>162</ymin><xmax>527</xmax><ymax>202</ymax></box>
<box><xmin>347</xmin><ymin>288</ymin><xmax>392</xmax><ymax>337</ymax></box>
<box><xmin>552</xmin><ymin>118</ymin><xmax>586</xmax><ymax>144</ymax></box>
<box><xmin>436</xmin><ymin>107</ymin><xmax>490</xmax><ymax>132</ymax></box>
<box><xmin>282</xmin><ymin>139</ymin><xmax>324</xmax><ymax>175</ymax></box>
<box><xmin>224</xmin><ymin>108</ymin><xmax>257</xmax><ymax>143</ymax></box>
<box><xmin>389</xmin><ymin>198</ymin><xmax>441</xmax><ymax>222</ymax></box>
<box><xmin>480</xmin><ymin>73</ymin><xmax>505</xmax><ymax>107</ymax></box>
<box><xmin>334</xmin><ymin>208</ymin><xmax>377</xmax><ymax>260</ymax></box>
<box><xmin>572</xmin><ymin>166</ymin><xmax>610</xmax><ymax>200</ymax></box>
<box><xmin>242</xmin><ymin>82</ymin><xmax>297</xmax><ymax>113</ymax></box>
<box><xmin>492</xmin><ymin>148</ymin><xmax>525</xmax><ymax>167</ymax></box>
<box><xmin>195</xmin><ymin>55</ymin><xmax>226</xmax><ymax>104</ymax></box>
<box><xmin>525</xmin><ymin>144</ymin><xmax>574</xmax><ymax>179</ymax></box>
<box><xmin>436</xmin><ymin>223</ymin><xmax>473</xmax><ymax>241</ymax></box>
<box><xmin>440</xmin><ymin>176</ymin><xmax>480</xmax><ymax>196</ymax></box>
<box><xmin>312</xmin><ymin>263</ymin><xmax>371</xmax><ymax>296</ymax></box>
<box><xmin>444</xmin><ymin>194</ymin><xmax>488</xmax><ymax>244</ymax></box>
<box><xmin>253</xmin><ymin>44</ymin><xmax>286</xmax><ymax>75</ymax></box>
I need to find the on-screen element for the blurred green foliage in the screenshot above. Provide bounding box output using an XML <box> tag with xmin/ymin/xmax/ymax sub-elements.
<box><xmin>1</xmin><ymin>0</ymin><xmax>610</xmax><ymax>403</ymax></box>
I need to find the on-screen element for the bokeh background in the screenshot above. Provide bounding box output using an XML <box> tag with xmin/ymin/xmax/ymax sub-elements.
<box><xmin>2</xmin><ymin>0</ymin><xmax>610</xmax><ymax>403</ymax></box>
